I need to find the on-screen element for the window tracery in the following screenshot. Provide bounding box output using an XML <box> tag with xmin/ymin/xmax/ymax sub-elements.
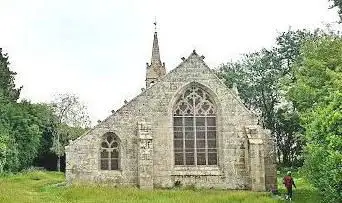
<box><xmin>100</xmin><ymin>132</ymin><xmax>120</xmax><ymax>170</ymax></box>
<box><xmin>173</xmin><ymin>85</ymin><xmax>217</xmax><ymax>166</ymax></box>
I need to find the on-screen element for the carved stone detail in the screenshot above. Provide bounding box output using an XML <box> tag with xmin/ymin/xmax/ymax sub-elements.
<box><xmin>138</xmin><ymin>122</ymin><xmax>153</xmax><ymax>189</ymax></box>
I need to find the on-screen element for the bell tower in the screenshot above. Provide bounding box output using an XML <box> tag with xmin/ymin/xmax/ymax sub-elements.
<box><xmin>145</xmin><ymin>20</ymin><xmax>166</xmax><ymax>88</ymax></box>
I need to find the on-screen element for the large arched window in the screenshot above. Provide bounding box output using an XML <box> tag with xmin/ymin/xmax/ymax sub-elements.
<box><xmin>173</xmin><ymin>85</ymin><xmax>217</xmax><ymax>166</ymax></box>
<box><xmin>100</xmin><ymin>132</ymin><xmax>120</xmax><ymax>170</ymax></box>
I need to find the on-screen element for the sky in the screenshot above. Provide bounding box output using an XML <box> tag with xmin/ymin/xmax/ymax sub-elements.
<box><xmin>0</xmin><ymin>0</ymin><xmax>339</xmax><ymax>125</ymax></box>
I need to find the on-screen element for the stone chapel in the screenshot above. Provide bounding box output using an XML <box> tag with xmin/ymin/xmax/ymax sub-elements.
<box><xmin>65</xmin><ymin>29</ymin><xmax>277</xmax><ymax>191</ymax></box>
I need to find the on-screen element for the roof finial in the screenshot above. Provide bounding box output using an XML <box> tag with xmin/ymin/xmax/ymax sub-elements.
<box><xmin>153</xmin><ymin>16</ymin><xmax>157</xmax><ymax>32</ymax></box>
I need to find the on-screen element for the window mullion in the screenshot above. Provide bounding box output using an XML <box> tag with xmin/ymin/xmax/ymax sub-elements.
<box><xmin>182</xmin><ymin>116</ymin><xmax>186</xmax><ymax>166</ymax></box>
<box><xmin>108</xmin><ymin>149</ymin><xmax>111</xmax><ymax>170</ymax></box>
<box><xmin>100</xmin><ymin>134</ymin><xmax>120</xmax><ymax>170</ymax></box>
<box><xmin>193</xmin><ymin>97</ymin><xmax>197</xmax><ymax>166</ymax></box>
<box><xmin>173</xmin><ymin>86</ymin><xmax>216</xmax><ymax>167</ymax></box>
<box><xmin>117</xmin><ymin>147</ymin><xmax>120</xmax><ymax>170</ymax></box>
<box><xmin>205</xmin><ymin>117</ymin><xmax>208</xmax><ymax>165</ymax></box>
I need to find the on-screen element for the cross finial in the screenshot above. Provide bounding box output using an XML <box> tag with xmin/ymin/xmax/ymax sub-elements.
<box><xmin>153</xmin><ymin>17</ymin><xmax>157</xmax><ymax>32</ymax></box>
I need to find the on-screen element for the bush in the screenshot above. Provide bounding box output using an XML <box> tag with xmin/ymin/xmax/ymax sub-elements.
<box><xmin>303</xmin><ymin>94</ymin><xmax>342</xmax><ymax>203</ymax></box>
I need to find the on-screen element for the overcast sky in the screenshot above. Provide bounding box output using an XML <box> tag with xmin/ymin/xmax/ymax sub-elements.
<box><xmin>0</xmin><ymin>0</ymin><xmax>339</xmax><ymax>125</ymax></box>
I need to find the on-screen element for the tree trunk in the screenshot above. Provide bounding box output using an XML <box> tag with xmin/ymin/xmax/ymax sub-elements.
<box><xmin>277</xmin><ymin>148</ymin><xmax>281</xmax><ymax>164</ymax></box>
<box><xmin>57</xmin><ymin>131</ymin><xmax>60</xmax><ymax>172</ymax></box>
<box><xmin>57</xmin><ymin>155</ymin><xmax>60</xmax><ymax>172</ymax></box>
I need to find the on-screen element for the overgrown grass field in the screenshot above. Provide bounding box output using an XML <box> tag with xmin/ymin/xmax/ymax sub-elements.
<box><xmin>0</xmin><ymin>171</ymin><xmax>319</xmax><ymax>203</ymax></box>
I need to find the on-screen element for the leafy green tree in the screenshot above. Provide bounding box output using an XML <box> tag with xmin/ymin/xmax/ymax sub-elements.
<box><xmin>288</xmin><ymin>35</ymin><xmax>342</xmax><ymax>112</ymax></box>
<box><xmin>273</xmin><ymin>29</ymin><xmax>317</xmax><ymax>165</ymax></box>
<box><xmin>0</xmin><ymin>120</ymin><xmax>11</xmax><ymax>173</ymax></box>
<box><xmin>219</xmin><ymin>49</ymin><xmax>283</xmax><ymax>119</ymax></box>
<box><xmin>275</xmin><ymin>29</ymin><xmax>314</xmax><ymax>78</ymax></box>
<box><xmin>218</xmin><ymin>28</ymin><xmax>334</xmax><ymax>167</ymax></box>
<box><xmin>0</xmin><ymin>48</ymin><xmax>22</xmax><ymax>101</ymax></box>
<box><xmin>0</xmin><ymin>49</ymin><xmax>60</xmax><ymax>172</ymax></box>
<box><xmin>0</xmin><ymin>101</ymin><xmax>56</xmax><ymax>171</ymax></box>
<box><xmin>0</xmin><ymin>49</ymin><xmax>88</xmax><ymax>172</ymax></box>
<box><xmin>218</xmin><ymin>48</ymin><xmax>303</xmax><ymax>166</ymax></box>
<box><xmin>29</xmin><ymin>103</ymin><xmax>58</xmax><ymax>170</ymax></box>
<box><xmin>288</xmin><ymin>35</ymin><xmax>342</xmax><ymax>203</ymax></box>
<box><xmin>274</xmin><ymin>105</ymin><xmax>304</xmax><ymax>166</ymax></box>
<box><xmin>52</xmin><ymin>123</ymin><xmax>87</xmax><ymax>155</ymax></box>
<box><xmin>304</xmin><ymin>93</ymin><xmax>342</xmax><ymax>203</ymax></box>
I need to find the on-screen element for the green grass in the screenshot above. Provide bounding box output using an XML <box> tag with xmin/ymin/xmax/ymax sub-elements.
<box><xmin>0</xmin><ymin>170</ymin><xmax>319</xmax><ymax>203</ymax></box>
<box><xmin>276</xmin><ymin>170</ymin><xmax>320</xmax><ymax>203</ymax></box>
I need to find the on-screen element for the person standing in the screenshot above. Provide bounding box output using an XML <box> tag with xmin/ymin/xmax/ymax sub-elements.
<box><xmin>283</xmin><ymin>171</ymin><xmax>296</xmax><ymax>201</ymax></box>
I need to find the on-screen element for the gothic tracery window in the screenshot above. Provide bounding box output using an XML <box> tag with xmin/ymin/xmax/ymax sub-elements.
<box><xmin>173</xmin><ymin>85</ymin><xmax>217</xmax><ymax>166</ymax></box>
<box><xmin>100</xmin><ymin>132</ymin><xmax>120</xmax><ymax>170</ymax></box>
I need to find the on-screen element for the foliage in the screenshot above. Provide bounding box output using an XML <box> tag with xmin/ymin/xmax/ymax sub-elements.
<box><xmin>274</xmin><ymin>106</ymin><xmax>304</xmax><ymax>166</ymax></box>
<box><xmin>288</xmin><ymin>35</ymin><xmax>342</xmax><ymax>203</ymax></box>
<box><xmin>219</xmin><ymin>30</ymin><xmax>342</xmax><ymax>202</ymax></box>
<box><xmin>52</xmin><ymin>93</ymin><xmax>91</xmax><ymax>127</ymax></box>
<box><xmin>32</xmin><ymin>104</ymin><xmax>58</xmax><ymax>170</ymax></box>
<box><xmin>286</xmin><ymin>35</ymin><xmax>342</xmax><ymax>202</ymax></box>
<box><xmin>0</xmin><ymin>49</ymin><xmax>62</xmax><ymax>172</ymax></box>
<box><xmin>0</xmin><ymin>170</ymin><xmax>320</xmax><ymax>203</ymax></box>
<box><xmin>50</xmin><ymin>93</ymin><xmax>91</xmax><ymax>171</ymax></box>
<box><xmin>303</xmin><ymin>94</ymin><xmax>342</xmax><ymax>203</ymax></box>
<box><xmin>0</xmin><ymin>52</ymin><xmax>89</xmax><ymax>172</ymax></box>
<box><xmin>287</xmin><ymin>35</ymin><xmax>342</xmax><ymax>112</ymax></box>
<box><xmin>51</xmin><ymin>124</ymin><xmax>87</xmax><ymax>156</ymax></box>
<box><xmin>0</xmin><ymin>121</ymin><xmax>15</xmax><ymax>173</ymax></box>
<box><xmin>329</xmin><ymin>0</ymin><xmax>342</xmax><ymax>22</ymax></box>
<box><xmin>0</xmin><ymin>99</ymin><xmax>57</xmax><ymax>172</ymax></box>
<box><xmin>219</xmin><ymin>49</ymin><xmax>283</xmax><ymax>118</ymax></box>
<box><xmin>217</xmin><ymin>29</ymin><xmax>311</xmax><ymax>166</ymax></box>
<box><xmin>0</xmin><ymin>93</ymin><xmax>87</xmax><ymax>173</ymax></box>
<box><xmin>218</xmin><ymin>28</ymin><xmax>337</xmax><ymax>167</ymax></box>
<box><xmin>275</xmin><ymin>29</ymin><xmax>316</xmax><ymax>79</ymax></box>
<box><xmin>0</xmin><ymin>48</ymin><xmax>22</xmax><ymax>102</ymax></box>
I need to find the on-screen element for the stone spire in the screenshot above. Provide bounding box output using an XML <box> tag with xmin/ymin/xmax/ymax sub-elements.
<box><xmin>146</xmin><ymin>20</ymin><xmax>166</xmax><ymax>88</ymax></box>
<box><xmin>151</xmin><ymin>32</ymin><xmax>162</xmax><ymax>66</ymax></box>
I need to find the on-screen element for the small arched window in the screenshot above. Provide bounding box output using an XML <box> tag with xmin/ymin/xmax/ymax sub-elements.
<box><xmin>173</xmin><ymin>85</ymin><xmax>217</xmax><ymax>166</ymax></box>
<box><xmin>100</xmin><ymin>132</ymin><xmax>120</xmax><ymax>170</ymax></box>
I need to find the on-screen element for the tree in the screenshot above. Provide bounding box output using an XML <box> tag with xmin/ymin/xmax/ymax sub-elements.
<box><xmin>0</xmin><ymin>99</ymin><xmax>56</xmax><ymax>171</ymax></box>
<box><xmin>272</xmin><ymin>29</ymin><xmax>316</xmax><ymax>165</ymax></box>
<box><xmin>217</xmin><ymin>29</ymin><xmax>320</xmax><ymax>166</ymax></box>
<box><xmin>288</xmin><ymin>35</ymin><xmax>342</xmax><ymax>112</ymax></box>
<box><xmin>31</xmin><ymin>103</ymin><xmax>58</xmax><ymax>171</ymax></box>
<box><xmin>51</xmin><ymin>93</ymin><xmax>91</xmax><ymax>171</ymax></box>
<box><xmin>0</xmin><ymin>48</ymin><xmax>22</xmax><ymax>101</ymax></box>
<box><xmin>0</xmin><ymin>50</ymin><xmax>46</xmax><ymax>172</ymax></box>
<box><xmin>218</xmin><ymin>48</ymin><xmax>303</xmax><ymax>166</ymax></box>
<box><xmin>304</xmin><ymin>93</ymin><xmax>342</xmax><ymax>203</ymax></box>
<box><xmin>222</xmin><ymin>28</ymin><xmax>336</xmax><ymax>167</ymax></box>
<box><xmin>274</xmin><ymin>105</ymin><xmax>304</xmax><ymax>166</ymax></box>
<box><xmin>329</xmin><ymin>0</ymin><xmax>342</xmax><ymax>22</ymax></box>
<box><xmin>275</xmin><ymin>29</ymin><xmax>314</xmax><ymax>78</ymax></box>
<box><xmin>219</xmin><ymin>49</ymin><xmax>283</xmax><ymax>117</ymax></box>
<box><xmin>0</xmin><ymin>118</ymin><xmax>13</xmax><ymax>173</ymax></box>
<box><xmin>288</xmin><ymin>35</ymin><xmax>342</xmax><ymax>203</ymax></box>
<box><xmin>0</xmin><ymin>49</ymin><xmax>61</xmax><ymax>173</ymax></box>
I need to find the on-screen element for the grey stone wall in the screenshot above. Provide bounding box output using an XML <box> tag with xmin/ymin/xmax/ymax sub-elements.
<box><xmin>65</xmin><ymin>51</ymin><xmax>277</xmax><ymax>191</ymax></box>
